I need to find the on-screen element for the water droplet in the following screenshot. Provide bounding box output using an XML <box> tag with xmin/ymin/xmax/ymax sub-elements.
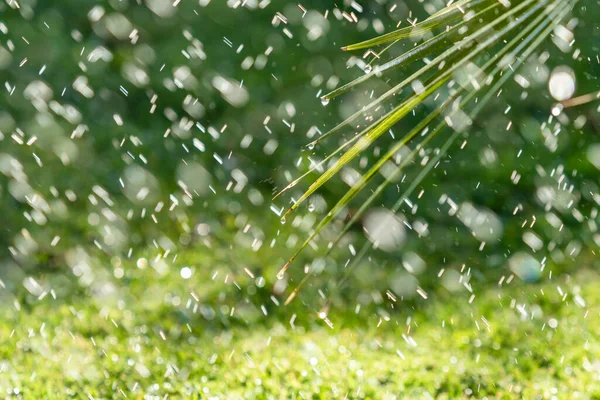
<box><xmin>280</xmin><ymin>217</ymin><xmax>286</xmax><ymax>224</ymax></box>
<box><xmin>364</xmin><ymin>64</ymin><xmax>373</xmax><ymax>74</ymax></box>
<box><xmin>276</xmin><ymin>271</ymin><xmax>285</xmax><ymax>280</ymax></box>
<box><xmin>180</xmin><ymin>267</ymin><xmax>193</xmax><ymax>279</ymax></box>
<box><xmin>551</xmin><ymin>103</ymin><xmax>563</xmax><ymax>116</ymax></box>
<box><xmin>320</xmin><ymin>97</ymin><xmax>330</xmax><ymax>106</ymax></box>
<box><xmin>548</xmin><ymin>67</ymin><xmax>575</xmax><ymax>101</ymax></box>
<box><xmin>307</xmin><ymin>142</ymin><xmax>315</xmax><ymax>150</ymax></box>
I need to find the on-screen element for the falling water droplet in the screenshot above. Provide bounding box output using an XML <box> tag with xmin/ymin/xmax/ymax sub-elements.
<box><xmin>551</xmin><ymin>103</ymin><xmax>563</xmax><ymax>116</ymax></box>
<box><xmin>548</xmin><ymin>67</ymin><xmax>575</xmax><ymax>101</ymax></box>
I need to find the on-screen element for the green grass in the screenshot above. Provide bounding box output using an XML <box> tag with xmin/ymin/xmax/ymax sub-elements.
<box><xmin>0</xmin><ymin>250</ymin><xmax>598</xmax><ymax>399</ymax></box>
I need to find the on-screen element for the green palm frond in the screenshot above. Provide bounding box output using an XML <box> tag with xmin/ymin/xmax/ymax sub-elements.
<box><xmin>341</xmin><ymin>0</ymin><xmax>498</xmax><ymax>51</ymax></box>
<box><xmin>277</xmin><ymin>0</ymin><xmax>578</xmax><ymax>305</ymax></box>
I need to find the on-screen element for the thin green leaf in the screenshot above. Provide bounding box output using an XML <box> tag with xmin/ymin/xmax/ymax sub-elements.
<box><xmin>276</xmin><ymin>78</ymin><xmax>447</xmax><ymax>278</ymax></box>
<box><xmin>282</xmin><ymin>0</ymin><xmax>574</xmax><ymax>304</ymax></box>
<box><xmin>314</xmin><ymin>0</ymin><xmax>541</xmax><ymax>145</ymax></box>
<box><xmin>305</xmin><ymin>0</ymin><xmax>575</xmax><ymax>309</ymax></box>
<box><xmin>323</xmin><ymin>2</ymin><xmax>500</xmax><ymax>102</ymax></box>
<box><xmin>342</xmin><ymin>0</ymin><xmax>496</xmax><ymax>50</ymax></box>
<box><xmin>289</xmin><ymin>0</ymin><xmax>546</xmax><ymax>209</ymax></box>
<box><xmin>284</xmin><ymin>79</ymin><xmax>446</xmax><ymax>217</ymax></box>
<box><xmin>327</xmin><ymin>0</ymin><xmax>567</xmax><ymax>250</ymax></box>
<box><xmin>275</xmin><ymin>102</ymin><xmax>409</xmax><ymax>199</ymax></box>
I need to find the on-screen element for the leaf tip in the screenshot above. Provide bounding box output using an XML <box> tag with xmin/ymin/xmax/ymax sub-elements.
<box><xmin>276</xmin><ymin>255</ymin><xmax>295</xmax><ymax>280</ymax></box>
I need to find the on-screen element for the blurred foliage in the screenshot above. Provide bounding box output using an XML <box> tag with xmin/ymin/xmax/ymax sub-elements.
<box><xmin>0</xmin><ymin>0</ymin><xmax>599</xmax><ymax>307</ymax></box>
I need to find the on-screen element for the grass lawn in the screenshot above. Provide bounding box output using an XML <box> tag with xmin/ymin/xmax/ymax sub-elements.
<box><xmin>0</xmin><ymin>248</ymin><xmax>598</xmax><ymax>399</ymax></box>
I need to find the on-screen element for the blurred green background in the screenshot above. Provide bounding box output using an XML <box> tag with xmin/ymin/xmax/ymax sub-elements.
<box><xmin>1</xmin><ymin>0</ymin><xmax>599</xmax><ymax>302</ymax></box>
<box><xmin>0</xmin><ymin>0</ymin><xmax>599</xmax><ymax>397</ymax></box>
